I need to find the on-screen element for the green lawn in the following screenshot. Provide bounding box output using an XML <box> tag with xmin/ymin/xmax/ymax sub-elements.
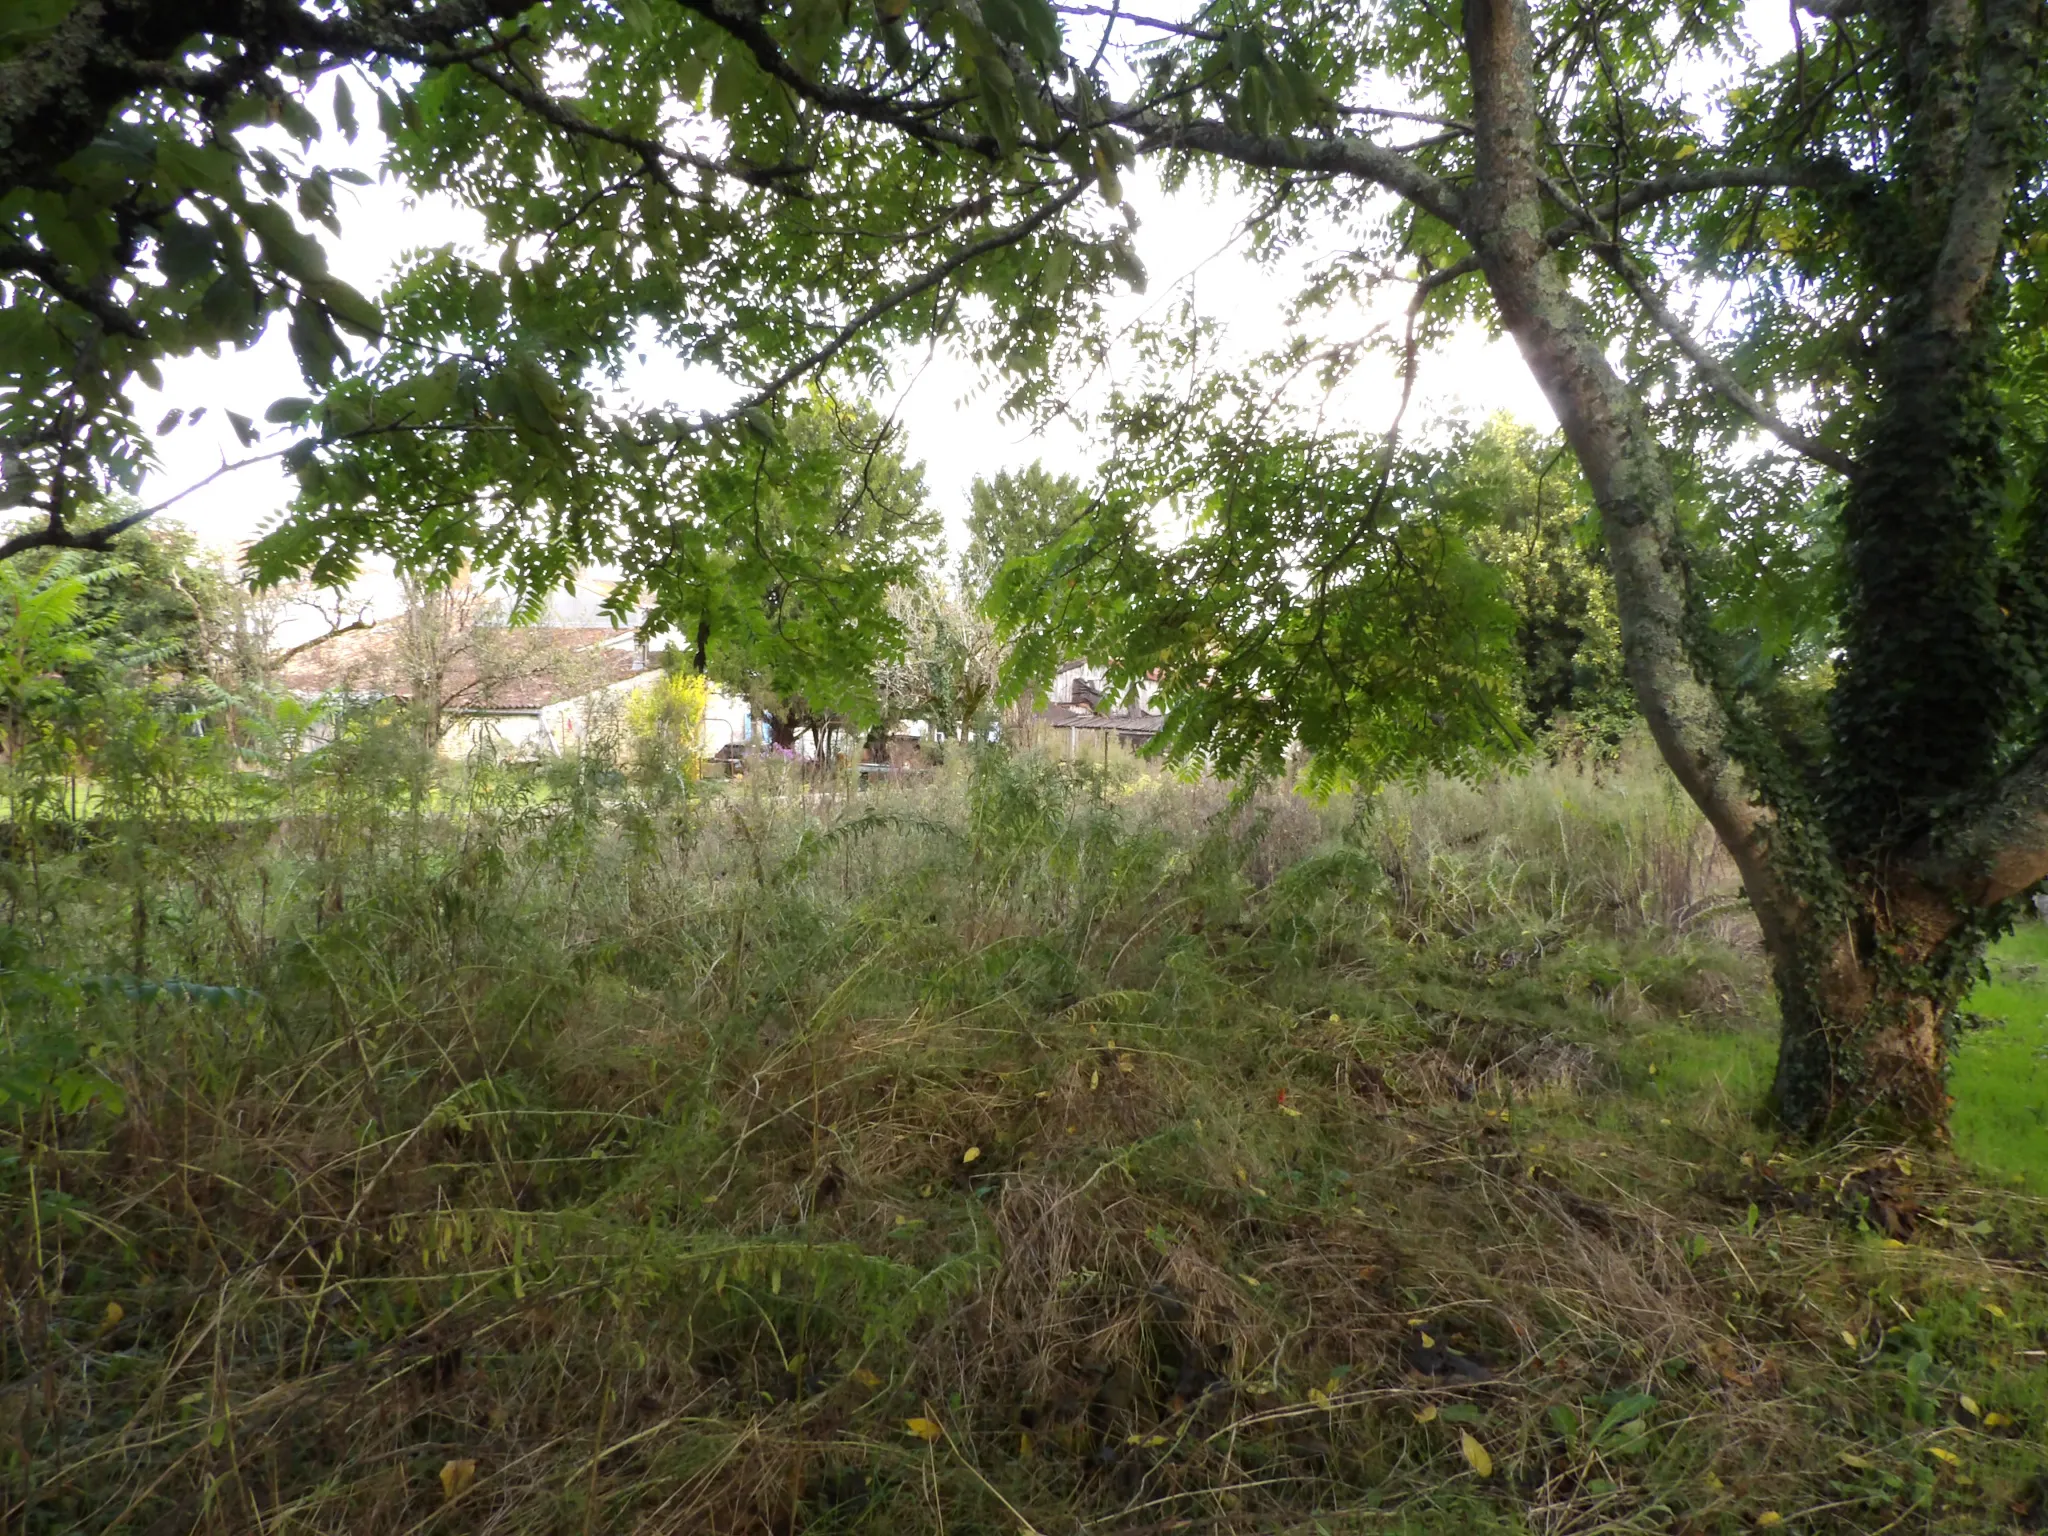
<box><xmin>1953</xmin><ymin>921</ymin><xmax>2048</xmax><ymax>1189</ymax></box>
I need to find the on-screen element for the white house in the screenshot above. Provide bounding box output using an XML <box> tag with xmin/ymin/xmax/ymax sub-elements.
<box><xmin>1047</xmin><ymin>659</ymin><xmax>1161</xmax><ymax>714</ymax></box>
<box><xmin>275</xmin><ymin>624</ymin><xmax>752</xmax><ymax>761</ymax></box>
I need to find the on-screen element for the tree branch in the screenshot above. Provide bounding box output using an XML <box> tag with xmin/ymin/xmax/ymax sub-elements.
<box><xmin>271</xmin><ymin>614</ymin><xmax>378</xmax><ymax>666</ymax></box>
<box><xmin>449</xmin><ymin>52</ymin><xmax>805</xmax><ymax>196</ymax></box>
<box><xmin>1406</xmin><ymin>161</ymin><xmax>1857</xmax><ymax>307</ymax></box>
<box><xmin>1600</xmin><ymin>249</ymin><xmax>1855</xmax><ymax>474</ymax></box>
<box><xmin>725</xmin><ymin>178</ymin><xmax>1092</xmax><ymax>415</ymax></box>
<box><xmin>0</xmin><ymin>239</ymin><xmax>144</xmax><ymax>335</ymax></box>
<box><xmin>1924</xmin><ymin>0</ymin><xmax>2039</xmax><ymax>336</ymax></box>
<box><xmin>0</xmin><ymin>503</ymin><xmax>153</xmax><ymax>563</ymax></box>
<box><xmin>1120</xmin><ymin>113</ymin><xmax>1469</xmax><ymax>231</ymax></box>
<box><xmin>1910</xmin><ymin>740</ymin><xmax>2048</xmax><ymax>907</ymax></box>
<box><xmin>1600</xmin><ymin>163</ymin><xmax>1855</xmax><ymax>222</ymax></box>
<box><xmin>1459</xmin><ymin>0</ymin><xmax>1811</xmax><ymax>967</ymax></box>
<box><xmin>675</xmin><ymin>0</ymin><xmax>1003</xmax><ymax>158</ymax></box>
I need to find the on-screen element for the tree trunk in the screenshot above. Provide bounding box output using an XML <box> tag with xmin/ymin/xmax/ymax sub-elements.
<box><xmin>1458</xmin><ymin>0</ymin><xmax>1998</xmax><ymax>1146</ymax></box>
<box><xmin>1767</xmin><ymin>877</ymin><xmax>1968</xmax><ymax>1136</ymax></box>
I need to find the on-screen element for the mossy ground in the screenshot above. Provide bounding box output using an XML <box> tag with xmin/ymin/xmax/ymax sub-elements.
<box><xmin>3</xmin><ymin>746</ymin><xmax>2045</xmax><ymax>1534</ymax></box>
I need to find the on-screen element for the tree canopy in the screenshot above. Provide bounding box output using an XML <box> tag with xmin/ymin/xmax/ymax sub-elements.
<box><xmin>8</xmin><ymin>0</ymin><xmax>2048</xmax><ymax>1135</ymax></box>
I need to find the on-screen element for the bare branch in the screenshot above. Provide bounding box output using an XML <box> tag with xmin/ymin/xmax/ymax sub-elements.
<box><xmin>1053</xmin><ymin>4</ymin><xmax>1225</xmax><ymax>42</ymax></box>
<box><xmin>272</xmin><ymin>614</ymin><xmax>378</xmax><ymax>666</ymax></box>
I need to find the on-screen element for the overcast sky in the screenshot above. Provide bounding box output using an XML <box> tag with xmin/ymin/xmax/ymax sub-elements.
<box><xmin>127</xmin><ymin>1</ymin><xmax>1793</xmax><ymax>613</ymax></box>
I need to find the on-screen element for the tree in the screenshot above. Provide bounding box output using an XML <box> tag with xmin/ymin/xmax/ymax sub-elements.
<box><xmin>702</xmin><ymin>395</ymin><xmax>937</xmax><ymax>754</ymax></box>
<box><xmin>1436</xmin><ymin>419</ymin><xmax>1636</xmax><ymax>752</ymax></box>
<box><xmin>9</xmin><ymin>0</ymin><xmax>2048</xmax><ymax>1137</ymax></box>
<box><xmin>961</xmin><ymin>463</ymin><xmax>1089</xmax><ymax>603</ymax></box>
<box><xmin>876</xmin><ymin>578</ymin><xmax>1005</xmax><ymax>743</ymax></box>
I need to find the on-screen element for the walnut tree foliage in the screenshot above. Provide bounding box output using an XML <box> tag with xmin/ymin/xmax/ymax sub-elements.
<box><xmin>6</xmin><ymin>0</ymin><xmax>2048</xmax><ymax>1134</ymax></box>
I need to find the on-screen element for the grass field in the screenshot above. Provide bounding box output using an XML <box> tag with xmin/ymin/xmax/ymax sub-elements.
<box><xmin>4</xmin><ymin>744</ymin><xmax>2047</xmax><ymax>1534</ymax></box>
<box><xmin>1955</xmin><ymin>924</ymin><xmax>2048</xmax><ymax>1193</ymax></box>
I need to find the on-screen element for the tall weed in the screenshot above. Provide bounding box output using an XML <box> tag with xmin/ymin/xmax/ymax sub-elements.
<box><xmin>3</xmin><ymin>731</ymin><xmax>2040</xmax><ymax>1536</ymax></box>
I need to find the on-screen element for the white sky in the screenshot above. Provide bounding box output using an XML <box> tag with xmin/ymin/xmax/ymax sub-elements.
<box><xmin>127</xmin><ymin>0</ymin><xmax>1793</xmax><ymax>614</ymax></box>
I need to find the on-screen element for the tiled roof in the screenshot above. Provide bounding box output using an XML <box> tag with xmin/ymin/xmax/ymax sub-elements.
<box><xmin>1036</xmin><ymin>700</ymin><xmax>1164</xmax><ymax>736</ymax></box>
<box><xmin>275</xmin><ymin>625</ymin><xmax>649</xmax><ymax>712</ymax></box>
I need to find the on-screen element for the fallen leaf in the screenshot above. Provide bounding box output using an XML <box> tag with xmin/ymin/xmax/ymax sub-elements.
<box><xmin>1089</xmin><ymin>1070</ymin><xmax>1101</xmax><ymax>1092</ymax></box>
<box><xmin>1239</xmin><ymin>1273</ymin><xmax>1262</xmax><ymax>1288</ymax></box>
<box><xmin>1982</xmin><ymin>1411</ymin><xmax>2011</xmax><ymax>1428</ymax></box>
<box><xmin>1958</xmin><ymin>1395</ymin><xmax>1981</xmax><ymax>1419</ymax></box>
<box><xmin>851</xmin><ymin>1367</ymin><xmax>883</xmax><ymax>1389</ymax></box>
<box><xmin>1412</xmin><ymin>1404</ymin><xmax>1438</xmax><ymax>1423</ymax></box>
<box><xmin>962</xmin><ymin>1146</ymin><xmax>981</xmax><ymax>1164</ymax></box>
<box><xmin>1419</xmin><ymin>1332</ymin><xmax>1435</xmax><ymax>1349</ymax></box>
<box><xmin>1280</xmin><ymin>1105</ymin><xmax>1304</xmax><ymax>1119</ymax></box>
<box><xmin>1840</xmin><ymin>1329</ymin><xmax>1858</xmax><ymax>1348</ymax></box>
<box><xmin>905</xmin><ymin>1417</ymin><xmax>943</xmax><ymax>1443</ymax></box>
<box><xmin>1926</xmin><ymin>1445</ymin><xmax>1960</xmax><ymax>1465</ymax></box>
<box><xmin>1459</xmin><ymin>1432</ymin><xmax>1493</xmax><ymax>1478</ymax></box>
<box><xmin>99</xmin><ymin>1302</ymin><xmax>124</xmax><ymax>1334</ymax></box>
<box><xmin>1307</xmin><ymin>1387</ymin><xmax>1332</xmax><ymax>1410</ymax></box>
<box><xmin>439</xmin><ymin>1459</ymin><xmax>477</xmax><ymax>1502</ymax></box>
<box><xmin>1756</xmin><ymin>1514</ymin><xmax>1783</xmax><ymax>1529</ymax></box>
<box><xmin>1838</xmin><ymin>1452</ymin><xmax>1874</xmax><ymax>1469</ymax></box>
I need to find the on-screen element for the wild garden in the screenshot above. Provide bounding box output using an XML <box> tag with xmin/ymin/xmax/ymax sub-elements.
<box><xmin>8</xmin><ymin>0</ymin><xmax>2048</xmax><ymax>1530</ymax></box>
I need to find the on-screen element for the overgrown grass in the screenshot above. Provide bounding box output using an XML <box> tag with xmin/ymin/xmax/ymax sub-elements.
<box><xmin>4</xmin><ymin>741</ymin><xmax>2046</xmax><ymax>1534</ymax></box>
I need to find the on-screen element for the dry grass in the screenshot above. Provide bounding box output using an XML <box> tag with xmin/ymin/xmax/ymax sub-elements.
<box><xmin>4</xmin><ymin>741</ymin><xmax>2047</xmax><ymax>1535</ymax></box>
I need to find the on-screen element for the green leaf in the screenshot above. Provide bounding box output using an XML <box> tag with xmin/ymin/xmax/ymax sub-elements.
<box><xmin>275</xmin><ymin>95</ymin><xmax>320</xmax><ymax>145</ymax></box>
<box><xmin>979</xmin><ymin>0</ymin><xmax>1062</xmax><ymax>70</ymax></box>
<box><xmin>308</xmin><ymin>275</ymin><xmax>383</xmax><ymax>339</ymax></box>
<box><xmin>241</xmin><ymin>202</ymin><xmax>329</xmax><ymax>280</ymax></box>
<box><xmin>333</xmin><ymin>76</ymin><xmax>357</xmax><ymax>140</ymax></box>
<box><xmin>739</xmin><ymin>405</ymin><xmax>782</xmax><ymax>446</ymax></box>
<box><xmin>1092</xmin><ymin>142</ymin><xmax>1122</xmax><ymax>208</ymax></box>
<box><xmin>1592</xmin><ymin>1393</ymin><xmax>1657</xmax><ymax>1447</ymax></box>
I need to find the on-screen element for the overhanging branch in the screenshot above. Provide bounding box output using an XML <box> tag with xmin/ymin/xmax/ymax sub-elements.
<box><xmin>0</xmin><ymin>504</ymin><xmax>153</xmax><ymax>563</ymax></box>
<box><xmin>1598</xmin><ymin>247</ymin><xmax>1856</xmax><ymax>475</ymax></box>
<box><xmin>1527</xmin><ymin>168</ymin><xmax>1856</xmax><ymax>475</ymax></box>
<box><xmin>1121</xmin><ymin>113</ymin><xmax>1470</xmax><ymax>231</ymax></box>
